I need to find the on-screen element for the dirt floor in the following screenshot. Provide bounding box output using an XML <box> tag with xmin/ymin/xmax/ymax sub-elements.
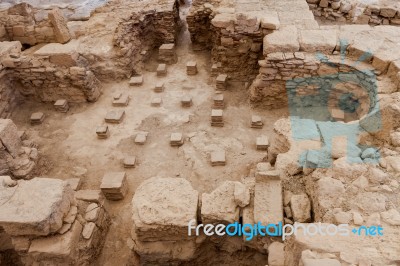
<box><xmin>9</xmin><ymin>2</ymin><xmax>288</xmax><ymax>264</ymax></box>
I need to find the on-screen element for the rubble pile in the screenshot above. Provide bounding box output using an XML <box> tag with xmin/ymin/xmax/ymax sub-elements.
<box><xmin>0</xmin><ymin>119</ymin><xmax>37</xmax><ymax>178</ymax></box>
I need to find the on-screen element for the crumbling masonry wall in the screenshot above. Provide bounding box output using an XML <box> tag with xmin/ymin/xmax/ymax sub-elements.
<box><xmin>249</xmin><ymin>25</ymin><xmax>400</xmax><ymax>107</ymax></box>
<box><xmin>0</xmin><ymin>3</ymin><xmax>71</xmax><ymax>45</ymax></box>
<box><xmin>113</xmin><ymin>0</ymin><xmax>181</xmax><ymax>78</ymax></box>
<box><xmin>307</xmin><ymin>0</ymin><xmax>400</xmax><ymax>25</ymax></box>
<box><xmin>2</xmin><ymin>40</ymin><xmax>101</xmax><ymax>103</ymax></box>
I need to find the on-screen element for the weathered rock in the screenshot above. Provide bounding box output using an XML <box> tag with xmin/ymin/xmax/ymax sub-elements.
<box><xmin>132</xmin><ymin>177</ymin><xmax>198</xmax><ymax>241</ymax></box>
<box><xmin>263</xmin><ymin>26</ymin><xmax>299</xmax><ymax>55</ymax></box>
<box><xmin>268</xmin><ymin>242</ymin><xmax>284</xmax><ymax>266</ymax></box>
<box><xmin>202</xmin><ymin>181</ymin><xmax>240</xmax><ymax>224</ymax></box>
<box><xmin>0</xmin><ymin>178</ymin><xmax>74</xmax><ymax>236</ymax></box>
<box><xmin>233</xmin><ymin>182</ymin><xmax>250</xmax><ymax>208</ymax></box>
<box><xmin>290</xmin><ymin>194</ymin><xmax>311</xmax><ymax>222</ymax></box>
<box><xmin>48</xmin><ymin>8</ymin><xmax>71</xmax><ymax>44</ymax></box>
<box><xmin>0</xmin><ymin>119</ymin><xmax>21</xmax><ymax>158</ymax></box>
<box><xmin>29</xmin><ymin>221</ymin><xmax>82</xmax><ymax>260</ymax></box>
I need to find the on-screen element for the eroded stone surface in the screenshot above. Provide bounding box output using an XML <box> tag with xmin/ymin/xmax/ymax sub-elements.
<box><xmin>0</xmin><ymin>178</ymin><xmax>74</xmax><ymax>236</ymax></box>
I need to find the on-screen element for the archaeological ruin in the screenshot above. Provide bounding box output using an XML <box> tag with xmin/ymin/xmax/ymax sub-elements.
<box><xmin>0</xmin><ymin>0</ymin><xmax>400</xmax><ymax>265</ymax></box>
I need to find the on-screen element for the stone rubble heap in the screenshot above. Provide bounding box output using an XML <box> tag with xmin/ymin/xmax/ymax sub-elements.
<box><xmin>0</xmin><ymin>119</ymin><xmax>37</xmax><ymax>179</ymax></box>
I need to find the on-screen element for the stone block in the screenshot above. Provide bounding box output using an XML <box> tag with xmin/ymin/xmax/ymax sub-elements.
<box><xmin>129</xmin><ymin>75</ymin><xmax>144</xmax><ymax>86</ymax></box>
<box><xmin>210</xmin><ymin>150</ymin><xmax>226</xmax><ymax>166</ymax></box>
<box><xmin>254</xmin><ymin>177</ymin><xmax>283</xmax><ymax>225</ymax></box>
<box><xmin>156</xmin><ymin>64</ymin><xmax>167</xmax><ymax>76</ymax></box>
<box><xmin>12</xmin><ymin>25</ymin><xmax>25</xmax><ymax>37</ymax></box>
<box><xmin>260</xmin><ymin>11</ymin><xmax>280</xmax><ymax>30</ymax></box>
<box><xmin>0</xmin><ymin>178</ymin><xmax>74</xmax><ymax>236</ymax></box>
<box><xmin>263</xmin><ymin>26</ymin><xmax>299</xmax><ymax>55</ymax></box>
<box><xmin>201</xmin><ymin>181</ymin><xmax>240</xmax><ymax>224</ymax></box>
<box><xmin>75</xmin><ymin>190</ymin><xmax>104</xmax><ymax>205</ymax></box>
<box><xmin>0</xmin><ymin>119</ymin><xmax>21</xmax><ymax>158</ymax></box>
<box><xmin>34</xmin><ymin>41</ymin><xmax>79</xmax><ymax>67</ymax></box>
<box><xmin>132</xmin><ymin>177</ymin><xmax>198</xmax><ymax>241</ymax></box>
<box><xmin>170</xmin><ymin>133</ymin><xmax>184</xmax><ymax>147</ymax></box>
<box><xmin>48</xmin><ymin>8</ymin><xmax>71</xmax><ymax>44</ymax></box>
<box><xmin>211</xmin><ymin>13</ymin><xmax>237</xmax><ymax>28</ymax></box>
<box><xmin>151</xmin><ymin>97</ymin><xmax>162</xmax><ymax>107</ymax></box>
<box><xmin>96</xmin><ymin>125</ymin><xmax>110</xmax><ymax>139</ymax></box>
<box><xmin>290</xmin><ymin>194</ymin><xmax>311</xmax><ymax>222</ymax></box>
<box><xmin>299</xmin><ymin>29</ymin><xmax>338</xmax><ymax>53</ymax></box>
<box><xmin>256</xmin><ymin>135</ymin><xmax>269</xmax><ymax>150</ymax></box>
<box><xmin>123</xmin><ymin>156</ymin><xmax>136</xmax><ymax>168</ymax></box>
<box><xmin>112</xmin><ymin>95</ymin><xmax>129</xmax><ymax>107</ymax></box>
<box><xmin>65</xmin><ymin>178</ymin><xmax>81</xmax><ymax>191</ymax></box>
<box><xmin>30</xmin><ymin>112</ymin><xmax>45</xmax><ymax>125</ymax></box>
<box><xmin>104</xmin><ymin>110</ymin><xmax>125</xmax><ymax>124</ymax></box>
<box><xmin>134</xmin><ymin>132</ymin><xmax>148</xmax><ymax>145</ymax></box>
<box><xmin>28</xmin><ymin>221</ymin><xmax>82</xmax><ymax>260</ymax></box>
<box><xmin>268</xmin><ymin>242</ymin><xmax>285</xmax><ymax>266</ymax></box>
<box><xmin>100</xmin><ymin>172</ymin><xmax>128</xmax><ymax>201</ymax></box>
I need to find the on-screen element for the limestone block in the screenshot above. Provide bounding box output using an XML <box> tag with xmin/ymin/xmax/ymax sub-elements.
<box><xmin>380</xmin><ymin>8</ymin><xmax>397</xmax><ymax>18</ymax></box>
<box><xmin>211</xmin><ymin>13</ymin><xmax>237</xmax><ymax>28</ymax></box>
<box><xmin>201</xmin><ymin>181</ymin><xmax>241</xmax><ymax>224</ymax></box>
<box><xmin>33</xmin><ymin>41</ymin><xmax>79</xmax><ymax>67</ymax></box>
<box><xmin>290</xmin><ymin>194</ymin><xmax>311</xmax><ymax>222</ymax></box>
<box><xmin>28</xmin><ymin>221</ymin><xmax>82</xmax><ymax>260</ymax></box>
<box><xmin>303</xmin><ymin>259</ymin><xmax>341</xmax><ymax>266</ymax></box>
<box><xmin>263</xmin><ymin>26</ymin><xmax>300</xmax><ymax>55</ymax></box>
<box><xmin>268</xmin><ymin>242</ymin><xmax>285</xmax><ymax>266</ymax></box>
<box><xmin>260</xmin><ymin>11</ymin><xmax>280</xmax><ymax>30</ymax></box>
<box><xmin>299</xmin><ymin>29</ymin><xmax>338</xmax><ymax>53</ymax></box>
<box><xmin>286</xmin><ymin>223</ymin><xmax>400</xmax><ymax>266</ymax></box>
<box><xmin>0</xmin><ymin>178</ymin><xmax>74</xmax><ymax>236</ymax></box>
<box><xmin>0</xmin><ymin>119</ymin><xmax>21</xmax><ymax>158</ymax></box>
<box><xmin>75</xmin><ymin>189</ymin><xmax>104</xmax><ymax>204</ymax></box>
<box><xmin>132</xmin><ymin>177</ymin><xmax>198</xmax><ymax>242</ymax></box>
<box><xmin>233</xmin><ymin>182</ymin><xmax>250</xmax><ymax>207</ymax></box>
<box><xmin>254</xmin><ymin>176</ymin><xmax>283</xmax><ymax>225</ymax></box>
<box><xmin>48</xmin><ymin>8</ymin><xmax>71</xmax><ymax>44</ymax></box>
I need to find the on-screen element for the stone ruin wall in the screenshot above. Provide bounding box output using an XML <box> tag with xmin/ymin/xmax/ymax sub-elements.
<box><xmin>0</xmin><ymin>3</ymin><xmax>72</xmax><ymax>46</ymax></box>
<box><xmin>1</xmin><ymin>41</ymin><xmax>101</xmax><ymax>103</ymax></box>
<box><xmin>113</xmin><ymin>0</ymin><xmax>181</xmax><ymax>79</ymax></box>
<box><xmin>0</xmin><ymin>0</ymin><xmax>182</xmax><ymax>105</ymax></box>
<box><xmin>187</xmin><ymin>3</ymin><xmax>274</xmax><ymax>81</ymax></box>
<box><xmin>0</xmin><ymin>41</ymin><xmax>22</xmax><ymax>119</ymax></box>
<box><xmin>307</xmin><ymin>0</ymin><xmax>400</xmax><ymax>25</ymax></box>
<box><xmin>247</xmin><ymin>24</ymin><xmax>400</xmax><ymax>141</ymax></box>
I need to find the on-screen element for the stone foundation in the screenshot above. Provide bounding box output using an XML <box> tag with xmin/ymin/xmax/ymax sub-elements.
<box><xmin>0</xmin><ymin>177</ymin><xmax>110</xmax><ymax>266</ymax></box>
<box><xmin>307</xmin><ymin>0</ymin><xmax>400</xmax><ymax>26</ymax></box>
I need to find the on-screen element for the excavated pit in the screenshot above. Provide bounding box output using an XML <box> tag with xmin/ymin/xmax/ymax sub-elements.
<box><xmin>0</xmin><ymin>0</ymin><xmax>400</xmax><ymax>265</ymax></box>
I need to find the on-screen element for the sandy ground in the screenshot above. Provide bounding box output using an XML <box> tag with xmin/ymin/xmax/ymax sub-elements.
<box><xmin>10</xmin><ymin>1</ymin><xmax>288</xmax><ymax>264</ymax></box>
